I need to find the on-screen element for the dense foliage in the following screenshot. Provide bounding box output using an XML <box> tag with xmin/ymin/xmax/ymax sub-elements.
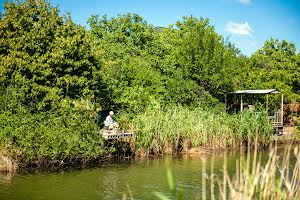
<box><xmin>0</xmin><ymin>0</ymin><xmax>103</xmax><ymax>112</ymax></box>
<box><xmin>88</xmin><ymin>14</ymin><xmax>245</xmax><ymax>110</ymax></box>
<box><xmin>0</xmin><ymin>0</ymin><xmax>299</xmax><ymax>166</ymax></box>
<box><xmin>0</xmin><ymin>110</ymin><xmax>108</xmax><ymax>163</ymax></box>
<box><xmin>1</xmin><ymin>0</ymin><xmax>299</xmax><ymax>113</ymax></box>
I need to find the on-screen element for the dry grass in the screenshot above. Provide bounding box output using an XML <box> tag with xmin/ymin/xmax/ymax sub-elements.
<box><xmin>215</xmin><ymin>142</ymin><xmax>300</xmax><ymax>199</ymax></box>
<box><xmin>0</xmin><ymin>148</ymin><xmax>18</xmax><ymax>173</ymax></box>
<box><xmin>153</xmin><ymin>140</ymin><xmax>300</xmax><ymax>200</ymax></box>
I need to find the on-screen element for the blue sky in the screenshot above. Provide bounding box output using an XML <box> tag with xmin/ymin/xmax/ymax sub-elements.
<box><xmin>1</xmin><ymin>0</ymin><xmax>300</xmax><ymax>56</ymax></box>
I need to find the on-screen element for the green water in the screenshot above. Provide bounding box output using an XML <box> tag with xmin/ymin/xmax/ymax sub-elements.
<box><xmin>0</xmin><ymin>147</ymin><xmax>296</xmax><ymax>200</ymax></box>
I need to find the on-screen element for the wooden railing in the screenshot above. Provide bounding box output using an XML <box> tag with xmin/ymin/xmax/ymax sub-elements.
<box><xmin>100</xmin><ymin>130</ymin><xmax>134</xmax><ymax>139</ymax></box>
<box><xmin>269</xmin><ymin>112</ymin><xmax>283</xmax><ymax>127</ymax></box>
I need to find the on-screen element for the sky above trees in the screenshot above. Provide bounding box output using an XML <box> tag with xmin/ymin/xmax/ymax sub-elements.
<box><xmin>0</xmin><ymin>0</ymin><xmax>299</xmax><ymax>56</ymax></box>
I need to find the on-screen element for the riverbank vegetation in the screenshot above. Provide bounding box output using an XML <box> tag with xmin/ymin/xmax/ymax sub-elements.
<box><xmin>0</xmin><ymin>107</ymin><xmax>274</xmax><ymax>170</ymax></box>
<box><xmin>129</xmin><ymin>107</ymin><xmax>273</xmax><ymax>155</ymax></box>
<box><xmin>0</xmin><ymin>0</ymin><xmax>300</xmax><ymax>170</ymax></box>
<box><xmin>0</xmin><ymin>110</ymin><xmax>113</xmax><ymax>170</ymax></box>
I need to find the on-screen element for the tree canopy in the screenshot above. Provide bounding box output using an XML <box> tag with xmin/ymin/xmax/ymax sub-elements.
<box><xmin>1</xmin><ymin>0</ymin><xmax>299</xmax><ymax>113</ymax></box>
<box><xmin>0</xmin><ymin>0</ymin><xmax>102</xmax><ymax>112</ymax></box>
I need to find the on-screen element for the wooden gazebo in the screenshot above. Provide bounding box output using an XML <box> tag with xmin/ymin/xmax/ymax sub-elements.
<box><xmin>226</xmin><ymin>89</ymin><xmax>284</xmax><ymax>130</ymax></box>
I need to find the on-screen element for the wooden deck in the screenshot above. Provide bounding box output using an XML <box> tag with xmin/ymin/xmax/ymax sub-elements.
<box><xmin>100</xmin><ymin>130</ymin><xmax>134</xmax><ymax>140</ymax></box>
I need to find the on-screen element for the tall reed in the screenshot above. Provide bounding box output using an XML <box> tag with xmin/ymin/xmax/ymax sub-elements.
<box><xmin>129</xmin><ymin>107</ymin><xmax>273</xmax><ymax>154</ymax></box>
<box><xmin>153</xmin><ymin>144</ymin><xmax>300</xmax><ymax>200</ymax></box>
<box><xmin>0</xmin><ymin>155</ymin><xmax>18</xmax><ymax>172</ymax></box>
<box><xmin>219</xmin><ymin>145</ymin><xmax>300</xmax><ymax>199</ymax></box>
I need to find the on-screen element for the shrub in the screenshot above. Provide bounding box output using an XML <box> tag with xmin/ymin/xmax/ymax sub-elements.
<box><xmin>0</xmin><ymin>110</ymin><xmax>109</xmax><ymax>165</ymax></box>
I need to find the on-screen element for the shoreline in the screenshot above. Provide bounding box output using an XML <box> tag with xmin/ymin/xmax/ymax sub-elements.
<box><xmin>1</xmin><ymin>135</ymin><xmax>299</xmax><ymax>174</ymax></box>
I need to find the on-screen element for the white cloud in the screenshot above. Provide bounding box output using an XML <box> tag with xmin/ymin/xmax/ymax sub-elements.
<box><xmin>225</xmin><ymin>21</ymin><xmax>253</xmax><ymax>36</ymax></box>
<box><xmin>237</xmin><ymin>0</ymin><xmax>252</xmax><ymax>5</ymax></box>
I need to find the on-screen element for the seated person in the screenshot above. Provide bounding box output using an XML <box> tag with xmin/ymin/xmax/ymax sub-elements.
<box><xmin>104</xmin><ymin>111</ymin><xmax>119</xmax><ymax>130</ymax></box>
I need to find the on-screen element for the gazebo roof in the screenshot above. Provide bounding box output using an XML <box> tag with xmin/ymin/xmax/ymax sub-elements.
<box><xmin>232</xmin><ymin>89</ymin><xmax>281</xmax><ymax>94</ymax></box>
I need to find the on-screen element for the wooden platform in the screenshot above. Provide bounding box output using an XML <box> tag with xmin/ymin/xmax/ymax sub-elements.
<box><xmin>100</xmin><ymin>130</ymin><xmax>134</xmax><ymax>140</ymax></box>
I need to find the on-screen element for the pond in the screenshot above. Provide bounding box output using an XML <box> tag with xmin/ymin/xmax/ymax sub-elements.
<box><xmin>0</xmin><ymin>145</ymin><xmax>298</xmax><ymax>200</ymax></box>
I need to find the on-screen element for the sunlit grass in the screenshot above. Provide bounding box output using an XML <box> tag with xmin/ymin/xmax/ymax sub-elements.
<box><xmin>128</xmin><ymin>107</ymin><xmax>273</xmax><ymax>154</ymax></box>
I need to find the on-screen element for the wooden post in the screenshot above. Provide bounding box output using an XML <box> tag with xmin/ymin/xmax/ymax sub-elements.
<box><xmin>281</xmin><ymin>93</ymin><xmax>284</xmax><ymax>125</ymax></box>
<box><xmin>240</xmin><ymin>94</ymin><xmax>243</xmax><ymax>112</ymax></box>
<box><xmin>266</xmin><ymin>94</ymin><xmax>269</xmax><ymax>115</ymax></box>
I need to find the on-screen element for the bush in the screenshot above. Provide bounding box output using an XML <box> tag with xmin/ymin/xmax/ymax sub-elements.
<box><xmin>0</xmin><ymin>110</ymin><xmax>109</xmax><ymax>164</ymax></box>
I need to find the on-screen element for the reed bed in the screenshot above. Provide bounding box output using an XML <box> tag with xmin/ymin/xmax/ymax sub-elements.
<box><xmin>130</xmin><ymin>107</ymin><xmax>273</xmax><ymax>154</ymax></box>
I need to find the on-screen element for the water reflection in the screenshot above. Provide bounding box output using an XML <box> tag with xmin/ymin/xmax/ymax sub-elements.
<box><xmin>0</xmin><ymin>172</ymin><xmax>13</xmax><ymax>183</ymax></box>
<box><xmin>0</xmin><ymin>145</ymin><xmax>298</xmax><ymax>200</ymax></box>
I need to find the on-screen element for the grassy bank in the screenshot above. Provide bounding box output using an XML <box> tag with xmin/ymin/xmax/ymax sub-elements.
<box><xmin>126</xmin><ymin>107</ymin><xmax>274</xmax><ymax>155</ymax></box>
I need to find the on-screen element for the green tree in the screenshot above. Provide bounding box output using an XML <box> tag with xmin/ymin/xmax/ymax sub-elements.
<box><xmin>89</xmin><ymin>14</ymin><xmax>196</xmax><ymax>111</ymax></box>
<box><xmin>88</xmin><ymin>14</ymin><xmax>248</xmax><ymax>110</ymax></box>
<box><xmin>88</xmin><ymin>14</ymin><xmax>165</xmax><ymax>111</ymax></box>
<box><xmin>160</xmin><ymin>16</ymin><xmax>244</xmax><ymax>102</ymax></box>
<box><xmin>0</xmin><ymin>0</ymin><xmax>102</xmax><ymax>112</ymax></box>
<box><xmin>248</xmin><ymin>38</ymin><xmax>300</xmax><ymax>102</ymax></box>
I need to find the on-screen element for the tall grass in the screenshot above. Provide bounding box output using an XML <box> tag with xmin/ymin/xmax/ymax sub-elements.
<box><xmin>129</xmin><ymin>107</ymin><xmax>273</xmax><ymax>154</ymax></box>
<box><xmin>0</xmin><ymin>147</ymin><xmax>18</xmax><ymax>173</ymax></box>
<box><xmin>221</xmin><ymin>145</ymin><xmax>300</xmax><ymax>199</ymax></box>
<box><xmin>154</xmin><ymin>144</ymin><xmax>300</xmax><ymax>200</ymax></box>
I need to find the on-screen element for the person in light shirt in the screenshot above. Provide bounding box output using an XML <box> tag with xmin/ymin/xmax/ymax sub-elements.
<box><xmin>104</xmin><ymin>111</ymin><xmax>119</xmax><ymax>130</ymax></box>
